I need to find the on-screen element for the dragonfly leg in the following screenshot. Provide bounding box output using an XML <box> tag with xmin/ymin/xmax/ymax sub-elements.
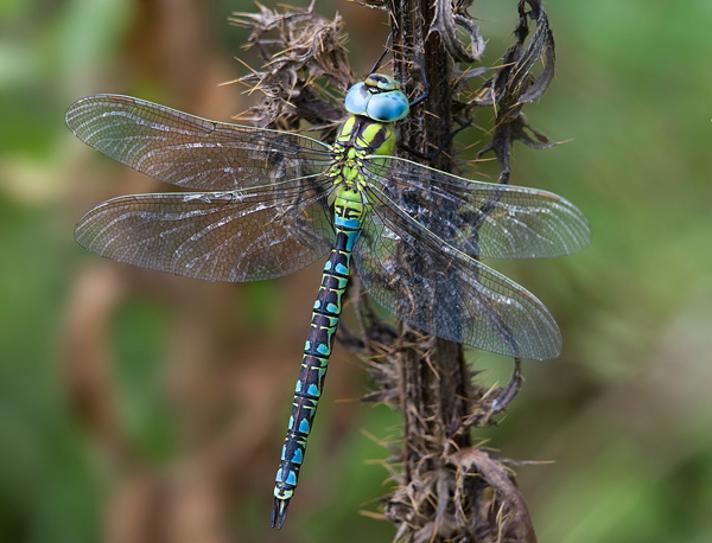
<box><xmin>408</xmin><ymin>57</ymin><xmax>430</xmax><ymax>108</ymax></box>
<box><xmin>398</xmin><ymin>115</ymin><xmax>471</xmax><ymax>162</ymax></box>
<box><xmin>483</xmin><ymin>358</ymin><xmax>523</xmax><ymax>423</ymax></box>
<box><xmin>409</xmin><ymin>85</ymin><xmax>429</xmax><ymax>108</ymax></box>
<box><xmin>398</xmin><ymin>139</ymin><xmax>447</xmax><ymax>163</ymax></box>
<box><xmin>369</xmin><ymin>31</ymin><xmax>394</xmax><ymax>74</ymax></box>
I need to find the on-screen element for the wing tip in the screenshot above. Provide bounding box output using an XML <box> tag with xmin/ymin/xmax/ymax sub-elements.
<box><xmin>503</xmin><ymin>324</ymin><xmax>562</xmax><ymax>361</ymax></box>
<box><xmin>65</xmin><ymin>93</ymin><xmax>135</xmax><ymax>134</ymax></box>
<box><xmin>562</xmin><ymin>195</ymin><xmax>593</xmax><ymax>253</ymax></box>
<box><xmin>64</xmin><ymin>96</ymin><xmax>90</xmax><ymax>133</ymax></box>
<box><xmin>526</xmin><ymin>336</ymin><xmax>562</xmax><ymax>361</ymax></box>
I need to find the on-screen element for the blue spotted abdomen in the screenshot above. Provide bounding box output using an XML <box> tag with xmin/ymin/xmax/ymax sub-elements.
<box><xmin>272</xmin><ymin>193</ymin><xmax>362</xmax><ymax>528</ymax></box>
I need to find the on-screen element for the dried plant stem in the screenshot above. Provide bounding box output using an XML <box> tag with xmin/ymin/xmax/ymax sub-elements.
<box><xmin>371</xmin><ymin>1</ymin><xmax>539</xmax><ymax>541</ymax></box>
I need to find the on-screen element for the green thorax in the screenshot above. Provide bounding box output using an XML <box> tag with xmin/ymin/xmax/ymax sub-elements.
<box><xmin>329</xmin><ymin>115</ymin><xmax>396</xmax><ymax>213</ymax></box>
<box><xmin>334</xmin><ymin>115</ymin><xmax>396</xmax><ymax>156</ymax></box>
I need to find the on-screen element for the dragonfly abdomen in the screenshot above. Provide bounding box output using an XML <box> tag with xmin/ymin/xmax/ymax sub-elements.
<box><xmin>271</xmin><ymin>191</ymin><xmax>363</xmax><ymax>528</ymax></box>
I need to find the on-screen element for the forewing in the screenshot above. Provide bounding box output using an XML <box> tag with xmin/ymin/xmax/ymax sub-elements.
<box><xmin>354</xmin><ymin>197</ymin><xmax>561</xmax><ymax>360</ymax></box>
<box><xmin>66</xmin><ymin>94</ymin><xmax>333</xmax><ymax>191</ymax></box>
<box><xmin>75</xmin><ymin>179</ymin><xmax>335</xmax><ymax>282</ymax></box>
<box><xmin>361</xmin><ymin>155</ymin><xmax>590</xmax><ymax>259</ymax></box>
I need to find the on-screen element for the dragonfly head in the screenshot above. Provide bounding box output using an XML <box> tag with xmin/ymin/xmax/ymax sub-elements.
<box><xmin>344</xmin><ymin>73</ymin><xmax>409</xmax><ymax>123</ymax></box>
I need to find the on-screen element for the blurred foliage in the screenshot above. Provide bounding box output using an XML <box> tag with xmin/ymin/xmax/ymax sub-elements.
<box><xmin>1</xmin><ymin>0</ymin><xmax>711</xmax><ymax>542</ymax></box>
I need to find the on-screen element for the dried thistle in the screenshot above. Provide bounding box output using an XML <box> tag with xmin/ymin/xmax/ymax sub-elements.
<box><xmin>229</xmin><ymin>1</ymin><xmax>353</xmax><ymax>135</ymax></box>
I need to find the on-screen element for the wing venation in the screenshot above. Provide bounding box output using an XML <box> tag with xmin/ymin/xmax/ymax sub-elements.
<box><xmin>66</xmin><ymin>94</ymin><xmax>332</xmax><ymax>191</ymax></box>
<box><xmin>362</xmin><ymin>155</ymin><xmax>590</xmax><ymax>259</ymax></box>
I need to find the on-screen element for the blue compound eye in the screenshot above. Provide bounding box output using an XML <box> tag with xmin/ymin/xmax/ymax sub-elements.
<box><xmin>365</xmin><ymin>90</ymin><xmax>409</xmax><ymax>122</ymax></box>
<box><xmin>344</xmin><ymin>82</ymin><xmax>370</xmax><ymax>115</ymax></box>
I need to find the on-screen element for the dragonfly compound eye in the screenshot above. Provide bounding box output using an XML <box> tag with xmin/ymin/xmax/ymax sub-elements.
<box><xmin>344</xmin><ymin>82</ymin><xmax>370</xmax><ymax>116</ymax></box>
<box><xmin>366</xmin><ymin>90</ymin><xmax>409</xmax><ymax>122</ymax></box>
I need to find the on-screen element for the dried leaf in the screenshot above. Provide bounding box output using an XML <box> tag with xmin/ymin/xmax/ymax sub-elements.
<box><xmin>229</xmin><ymin>2</ymin><xmax>353</xmax><ymax>132</ymax></box>
<box><xmin>430</xmin><ymin>0</ymin><xmax>485</xmax><ymax>62</ymax></box>
<box><xmin>471</xmin><ymin>0</ymin><xmax>556</xmax><ymax>182</ymax></box>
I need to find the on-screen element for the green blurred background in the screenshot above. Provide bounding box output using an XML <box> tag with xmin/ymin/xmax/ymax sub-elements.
<box><xmin>1</xmin><ymin>1</ymin><xmax>711</xmax><ymax>541</ymax></box>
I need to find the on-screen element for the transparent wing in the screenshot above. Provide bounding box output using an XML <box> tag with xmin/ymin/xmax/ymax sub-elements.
<box><xmin>65</xmin><ymin>94</ymin><xmax>333</xmax><ymax>191</ymax></box>
<box><xmin>354</xmin><ymin>189</ymin><xmax>561</xmax><ymax>360</ymax></box>
<box><xmin>361</xmin><ymin>155</ymin><xmax>590</xmax><ymax>259</ymax></box>
<box><xmin>75</xmin><ymin>176</ymin><xmax>335</xmax><ymax>282</ymax></box>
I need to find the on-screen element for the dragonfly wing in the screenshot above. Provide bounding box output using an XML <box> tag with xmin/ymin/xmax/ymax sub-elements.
<box><xmin>75</xmin><ymin>179</ymin><xmax>334</xmax><ymax>282</ymax></box>
<box><xmin>66</xmin><ymin>94</ymin><xmax>333</xmax><ymax>191</ymax></box>
<box><xmin>361</xmin><ymin>155</ymin><xmax>590</xmax><ymax>259</ymax></box>
<box><xmin>354</xmin><ymin>200</ymin><xmax>561</xmax><ymax>360</ymax></box>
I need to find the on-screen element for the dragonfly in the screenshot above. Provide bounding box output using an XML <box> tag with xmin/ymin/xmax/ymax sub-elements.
<box><xmin>66</xmin><ymin>70</ymin><xmax>589</xmax><ymax>528</ymax></box>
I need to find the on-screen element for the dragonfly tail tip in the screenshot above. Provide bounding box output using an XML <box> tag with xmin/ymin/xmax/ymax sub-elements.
<box><xmin>271</xmin><ymin>497</ymin><xmax>291</xmax><ymax>529</ymax></box>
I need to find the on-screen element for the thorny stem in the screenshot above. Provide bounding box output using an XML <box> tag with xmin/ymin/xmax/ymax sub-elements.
<box><xmin>387</xmin><ymin>2</ymin><xmax>482</xmax><ymax>537</ymax></box>
<box><xmin>364</xmin><ymin>1</ymin><xmax>552</xmax><ymax>541</ymax></box>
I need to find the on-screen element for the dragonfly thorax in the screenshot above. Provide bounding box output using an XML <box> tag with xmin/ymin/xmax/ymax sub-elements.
<box><xmin>329</xmin><ymin>115</ymin><xmax>395</xmax><ymax>194</ymax></box>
